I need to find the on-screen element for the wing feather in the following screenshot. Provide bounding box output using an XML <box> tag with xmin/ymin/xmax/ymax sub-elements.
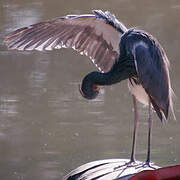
<box><xmin>135</xmin><ymin>43</ymin><xmax>170</xmax><ymax>120</ymax></box>
<box><xmin>4</xmin><ymin>11</ymin><xmax>126</xmax><ymax>73</ymax></box>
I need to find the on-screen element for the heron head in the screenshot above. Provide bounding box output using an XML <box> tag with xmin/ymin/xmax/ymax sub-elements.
<box><xmin>79</xmin><ymin>72</ymin><xmax>100</xmax><ymax>100</ymax></box>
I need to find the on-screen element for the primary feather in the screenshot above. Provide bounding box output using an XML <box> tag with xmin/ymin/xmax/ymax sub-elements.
<box><xmin>4</xmin><ymin>10</ymin><xmax>127</xmax><ymax>73</ymax></box>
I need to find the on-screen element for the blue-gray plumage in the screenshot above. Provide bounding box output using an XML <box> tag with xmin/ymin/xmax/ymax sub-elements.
<box><xmin>4</xmin><ymin>10</ymin><xmax>175</xmax><ymax>167</ymax></box>
<box><xmin>121</xmin><ymin>29</ymin><xmax>171</xmax><ymax>121</ymax></box>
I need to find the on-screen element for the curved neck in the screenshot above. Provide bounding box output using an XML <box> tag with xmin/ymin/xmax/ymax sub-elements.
<box><xmin>81</xmin><ymin>57</ymin><xmax>136</xmax><ymax>99</ymax></box>
<box><xmin>90</xmin><ymin>59</ymin><xmax>136</xmax><ymax>86</ymax></box>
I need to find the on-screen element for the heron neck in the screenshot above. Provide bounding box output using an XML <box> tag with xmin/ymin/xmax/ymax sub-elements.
<box><xmin>81</xmin><ymin>57</ymin><xmax>136</xmax><ymax>99</ymax></box>
<box><xmin>89</xmin><ymin>60</ymin><xmax>136</xmax><ymax>86</ymax></box>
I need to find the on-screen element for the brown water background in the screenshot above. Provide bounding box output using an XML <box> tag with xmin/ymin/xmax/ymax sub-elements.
<box><xmin>0</xmin><ymin>0</ymin><xmax>180</xmax><ymax>179</ymax></box>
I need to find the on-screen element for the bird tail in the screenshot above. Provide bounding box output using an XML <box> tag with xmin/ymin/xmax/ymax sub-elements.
<box><xmin>151</xmin><ymin>86</ymin><xmax>176</xmax><ymax>124</ymax></box>
<box><xmin>169</xmin><ymin>87</ymin><xmax>176</xmax><ymax>120</ymax></box>
<box><xmin>93</xmin><ymin>10</ymin><xmax>128</xmax><ymax>34</ymax></box>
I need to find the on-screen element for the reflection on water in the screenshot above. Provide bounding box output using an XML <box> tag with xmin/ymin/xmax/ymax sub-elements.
<box><xmin>2</xmin><ymin>1</ymin><xmax>43</xmax><ymax>33</ymax></box>
<box><xmin>0</xmin><ymin>0</ymin><xmax>180</xmax><ymax>180</ymax></box>
<box><xmin>0</xmin><ymin>95</ymin><xmax>19</xmax><ymax>116</ymax></box>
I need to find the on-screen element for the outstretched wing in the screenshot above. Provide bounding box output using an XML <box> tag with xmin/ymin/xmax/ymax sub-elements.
<box><xmin>4</xmin><ymin>10</ymin><xmax>127</xmax><ymax>73</ymax></box>
<box><xmin>135</xmin><ymin>42</ymin><xmax>170</xmax><ymax>121</ymax></box>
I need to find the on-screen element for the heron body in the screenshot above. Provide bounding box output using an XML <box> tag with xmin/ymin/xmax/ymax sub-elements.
<box><xmin>128</xmin><ymin>79</ymin><xmax>149</xmax><ymax>106</ymax></box>
<box><xmin>4</xmin><ymin>10</ymin><xmax>175</xmax><ymax>166</ymax></box>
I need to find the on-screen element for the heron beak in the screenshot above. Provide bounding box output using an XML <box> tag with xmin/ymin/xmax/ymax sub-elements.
<box><xmin>78</xmin><ymin>84</ymin><xmax>85</xmax><ymax>97</ymax></box>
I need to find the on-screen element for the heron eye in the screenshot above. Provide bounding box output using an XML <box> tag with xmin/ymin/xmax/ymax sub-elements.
<box><xmin>92</xmin><ymin>84</ymin><xmax>100</xmax><ymax>91</ymax></box>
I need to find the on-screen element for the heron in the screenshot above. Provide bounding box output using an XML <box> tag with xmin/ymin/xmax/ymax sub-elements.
<box><xmin>4</xmin><ymin>10</ymin><xmax>175</xmax><ymax>166</ymax></box>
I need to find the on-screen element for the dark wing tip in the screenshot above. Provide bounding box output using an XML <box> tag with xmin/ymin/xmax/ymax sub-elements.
<box><xmin>150</xmin><ymin>96</ymin><xmax>168</xmax><ymax>122</ymax></box>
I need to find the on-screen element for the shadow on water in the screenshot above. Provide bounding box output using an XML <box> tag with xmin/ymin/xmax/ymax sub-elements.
<box><xmin>0</xmin><ymin>0</ymin><xmax>180</xmax><ymax>179</ymax></box>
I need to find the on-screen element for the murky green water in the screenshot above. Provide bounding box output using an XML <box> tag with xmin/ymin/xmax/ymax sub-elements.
<box><xmin>0</xmin><ymin>0</ymin><xmax>180</xmax><ymax>179</ymax></box>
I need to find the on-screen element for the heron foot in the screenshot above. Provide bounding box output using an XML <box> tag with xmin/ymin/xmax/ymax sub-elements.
<box><xmin>113</xmin><ymin>159</ymin><xmax>139</xmax><ymax>171</ymax></box>
<box><xmin>135</xmin><ymin>161</ymin><xmax>157</xmax><ymax>170</ymax></box>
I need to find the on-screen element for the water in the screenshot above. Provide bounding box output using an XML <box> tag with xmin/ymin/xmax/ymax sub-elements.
<box><xmin>0</xmin><ymin>0</ymin><xmax>180</xmax><ymax>179</ymax></box>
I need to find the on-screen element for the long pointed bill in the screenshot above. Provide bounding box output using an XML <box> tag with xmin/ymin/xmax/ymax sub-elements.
<box><xmin>78</xmin><ymin>84</ymin><xmax>85</xmax><ymax>97</ymax></box>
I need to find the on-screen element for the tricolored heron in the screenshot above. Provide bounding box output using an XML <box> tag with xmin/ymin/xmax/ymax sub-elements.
<box><xmin>4</xmin><ymin>10</ymin><xmax>175</xmax><ymax>165</ymax></box>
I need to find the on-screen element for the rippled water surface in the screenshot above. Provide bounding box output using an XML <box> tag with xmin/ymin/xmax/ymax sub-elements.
<box><xmin>0</xmin><ymin>0</ymin><xmax>180</xmax><ymax>179</ymax></box>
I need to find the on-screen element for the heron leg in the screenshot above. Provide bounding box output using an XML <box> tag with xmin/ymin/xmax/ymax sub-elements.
<box><xmin>114</xmin><ymin>95</ymin><xmax>138</xmax><ymax>170</ymax></box>
<box><xmin>146</xmin><ymin>99</ymin><xmax>152</xmax><ymax>164</ymax></box>
<box><xmin>130</xmin><ymin>95</ymin><xmax>138</xmax><ymax>162</ymax></box>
